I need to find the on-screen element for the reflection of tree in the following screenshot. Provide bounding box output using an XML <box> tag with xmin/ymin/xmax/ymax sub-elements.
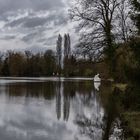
<box><xmin>75</xmin><ymin>115</ymin><xmax>103</xmax><ymax>139</ymax></box>
<box><xmin>7</xmin><ymin>82</ymin><xmax>56</xmax><ymax>99</ymax></box>
<box><xmin>74</xmin><ymin>91</ymin><xmax>104</xmax><ymax>140</ymax></box>
<box><xmin>63</xmin><ymin>95</ymin><xmax>70</xmax><ymax>121</ymax></box>
<box><xmin>63</xmin><ymin>82</ymin><xmax>71</xmax><ymax>121</ymax></box>
<box><xmin>55</xmin><ymin>81</ymin><xmax>71</xmax><ymax>121</ymax></box>
<box><xmin>56</xmin><ymin>81</ymin><xmax>61</xmax><ymax>120</ymax></box>
<box><xmin>102</xmin><ymin>88</ymin><xmax>120</xmax><ymax>140</ymax></box>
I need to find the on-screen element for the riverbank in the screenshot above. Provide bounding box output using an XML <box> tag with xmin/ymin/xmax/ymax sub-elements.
<box><xmin>116</xmin><ymin>84</ymin><xmax>140</xmax><ymax>140</ymax></box>
<box><xmin>122</xmin><ymin>112</ymin><xmax>140</xmax><ymax>140</ymax></box>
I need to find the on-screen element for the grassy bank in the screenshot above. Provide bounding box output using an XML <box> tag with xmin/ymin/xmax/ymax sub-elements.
<box><xmin>122</xmin><ymin>112</ymin><xmax>140</xmax><ymax>140</ymax></box>
<box><xmin>120</xmin><ymin>85</ymin><xmax>140</xmax><ymax>140</ymax></box>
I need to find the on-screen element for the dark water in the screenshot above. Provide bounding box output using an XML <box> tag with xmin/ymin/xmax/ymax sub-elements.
<box><xmin>0</xmin><ymin>78</ymin><xmax>122</xmax><ymax>140</ymax></box>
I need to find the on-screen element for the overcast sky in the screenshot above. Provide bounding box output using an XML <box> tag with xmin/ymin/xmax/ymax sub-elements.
<box><xmin>0</xmin><ymin>0</ymin><xmax>78</xmax><ymax>52</ymax></box>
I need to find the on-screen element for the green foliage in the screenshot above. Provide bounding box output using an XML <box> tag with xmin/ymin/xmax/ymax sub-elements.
<box><xmin>122</xmin><ymin>85</ymin><xmax>140</xmax><ymax>111</ymax></box>
<box><xmin>120</xmin><ymin>85</ymin><xmax>140</xmax><ymax>140</ymax></box>
<box><xmin>63</xmin><ymin>57</ymin><xmax>96</xmax><ymax>77</ymax></box>
<box><xmin>104</xmin><ymin>43</ymin><xmax>117</xmax><ymax>75</ymax></box>
<box><xmin>112</xmin><ymin>37</ymin><xmax>140</xmax><ymax>82</ymax></box>
<box><xmin>84</xmin><ymin>69</ymin><xmax>93</xmax><ymax>77</ymax></box>
<box><xmin>129</xmin><ymin>37</ymin><xmax>140</xmax><ymax>63</ymax></box>
<box><xmin>122</xmin><ymin>112</ymin><xmax>140</xmax><ymax>140</ymax></box>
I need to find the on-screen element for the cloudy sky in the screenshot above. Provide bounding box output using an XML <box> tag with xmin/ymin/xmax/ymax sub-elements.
<box><xmin>0</xmin><ymin>0</ymin><xmax>78</xmax><ymax>52</ymax></box>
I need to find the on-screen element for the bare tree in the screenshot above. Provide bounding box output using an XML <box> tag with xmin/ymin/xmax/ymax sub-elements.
<box><xmin>70</xmin><ymin>0</ymin><xmax>120</xmax><ymax>54</ymax></box>
<box><xmin>116</xmin><ymin>0</ymin><xmax>132</xmax><ymax>42</ymax></box>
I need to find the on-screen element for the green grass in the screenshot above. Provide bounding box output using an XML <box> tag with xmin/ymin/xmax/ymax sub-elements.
<box><xmin>113</xmin><ymin>83</ymin><xmax>128</xmax><ymax>92</ymax></box>
<box><xmin>122</xmin><ymin>112</ymin><xmax>140</xmax><ymax>139</ymax></box>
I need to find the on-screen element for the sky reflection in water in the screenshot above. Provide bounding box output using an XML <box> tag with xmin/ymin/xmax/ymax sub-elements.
<box><xmin>0</xmin><ymin>79</ymin><xmax>104</xmax><ymax>140</ymax></box>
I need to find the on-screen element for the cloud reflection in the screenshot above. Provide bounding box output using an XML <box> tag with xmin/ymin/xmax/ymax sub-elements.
<box><xmin>0</xmin><ymin>80</ymin><xmax>105</xmax><ymax>140</ymax></box>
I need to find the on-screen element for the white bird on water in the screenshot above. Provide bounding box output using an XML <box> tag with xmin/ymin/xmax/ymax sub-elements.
<box><xmin>94</xmin><ymin>74</ymin><xmax>101</xmax><ymax>91</ymax></box>
<box><xmin>94</xmin><ymin>73</ymin><xmax>101</xmax><ymax>82</ymax></box>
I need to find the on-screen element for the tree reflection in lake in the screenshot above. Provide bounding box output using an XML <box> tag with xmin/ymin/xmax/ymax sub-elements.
<box><xmin>0</xmin><ymin>79</ymin><xmax>120</xmax><ymax>140</ymax></box>
<box><xmin>74</xmin><ymin>89</ymin><xmax>104</xmax><ymax>140</ymax></box>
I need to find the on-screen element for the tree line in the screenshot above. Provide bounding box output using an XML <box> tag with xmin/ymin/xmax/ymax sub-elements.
<box><xmin>0</xmin><ymin>34</ymin><xmax>97</xmax><ymax>77</ymax></box>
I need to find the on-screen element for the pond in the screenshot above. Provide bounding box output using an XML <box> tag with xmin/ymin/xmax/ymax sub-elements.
<box><xmin>0</xmin><ymin>78</ymin><xmax>123</xmax><ymax>140</ymax></box>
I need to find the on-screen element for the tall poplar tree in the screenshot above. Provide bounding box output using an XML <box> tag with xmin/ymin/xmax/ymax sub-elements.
<box><xmin>56</xmin><ymin>34</ymin><xmax>62</xmax><ymax>75</ymax></box>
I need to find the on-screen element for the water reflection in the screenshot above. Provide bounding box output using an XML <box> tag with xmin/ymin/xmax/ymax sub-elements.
<box><xmin>0</xmin><ymin>79</ymin><xmax>111</xmax><ymax>140</ymax></box>
<box><xmin>94</xmin><ymin>82</ymin><xmax>101</xmax><ymax>91</ymax></box>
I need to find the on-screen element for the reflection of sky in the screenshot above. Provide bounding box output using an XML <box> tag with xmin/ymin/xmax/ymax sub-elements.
<box><xmin>0</xmin><ymin>80</ymin><xmax>104</xmax><ymax>140</ymax></box>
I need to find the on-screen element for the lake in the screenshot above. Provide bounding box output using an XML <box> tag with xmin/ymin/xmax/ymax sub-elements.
<box><xmin>0</xmin><ymin>77</ymin><xmax>123</xmax><ymax>140</ymax></box>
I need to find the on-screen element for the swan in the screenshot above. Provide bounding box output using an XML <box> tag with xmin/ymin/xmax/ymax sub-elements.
<box><xmin>94</xmin><ymin>74</ymin><xmax>101</xmax><ymax>91</ymax></box>
<box><xmin>94</xmin><ymin>74</ymin><xmax>101</xmax><ymax>82</ymax></box>
<box><xmin>94</xmin><ymin>82</ymin><xmax>101</xmax><ymax>91</ymax></box>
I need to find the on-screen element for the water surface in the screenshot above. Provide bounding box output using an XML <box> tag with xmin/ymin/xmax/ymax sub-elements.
<box><xmin>0</xmin><ymin>78</ymin><xmax>120</xmax><ymax>140</ymax></box>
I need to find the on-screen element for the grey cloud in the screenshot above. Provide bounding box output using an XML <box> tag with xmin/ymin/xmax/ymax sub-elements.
<box><xmin>0</xmin><ymin>0</ymin><xmax>65</xmax><ymax>14</ymax></box>
<box><xmin>23</xmin><ymin>17</ymin><xmax>47</xmax><ymax>28</ymax></box>
<box><xmin>46</xmin><ymin>27</ymin><xmax>53</xmax><ymax>30</ymax></box>
<box><xmin>22</xmin><ymin>32</ymin><xmax>37</xmax><ymax>43</ymax></box>
<box><xmin>5</xmin><ymin>10</ymin><xmax>68</xmax><ymax>29</ymax></box>
<box><xmin>6</xmin><ymin>18</ymin><xmax>26</xmax><ymax>27</ymax></box>
<box><xmin>37</xmin><ymin>38</ymin><xmax>47</xmax><ymax>43</ymax></box>
<box><xmin>0</xmin><ymin>35</ymin><xmax>16</xmax><ymax>40</ymax></box>
<box><xmin>43</xmin><ymin>35</ymin><xmax>58</xmax><ymax>46</ymax></box>
<box><xmin>54</xmin><ymin>30</ymin><xmax>60</xmax><ymax>34</ymax></box>
<box><xmin>5</xmin><ymin>17</ymin><xmax>46</xmax><ymax>28</ymax></box>
<box><xmin>29</xmin><ymin>0</ymin><xmax>65</xmax><ymax>11</ymax></box>
<box><xmin>27</xmin><ymin>45</ymin><xmax>47</xmax><ymax>53</ymax></box>
<box><xmin>36</xmin><ymin>36</ymin><xmax>58</xmax><ymax>48</ymax></box>
<box><xmin>54</xmin><ymin>16</ymin><xmax>68</xmax><ymax>26</ymax></box>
